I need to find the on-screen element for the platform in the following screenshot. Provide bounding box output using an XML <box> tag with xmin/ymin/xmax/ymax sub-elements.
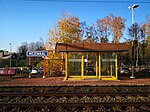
<box><xmin>0</xmin><ymin>77</ymin><xmax>150</xmax><ymax>86</ymax></box>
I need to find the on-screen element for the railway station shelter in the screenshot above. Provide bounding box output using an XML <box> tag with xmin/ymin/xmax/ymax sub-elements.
<box><xmin>55</xmin><ymin>43</ymin><xmax>129</xmax><ymax>80</ymax></box>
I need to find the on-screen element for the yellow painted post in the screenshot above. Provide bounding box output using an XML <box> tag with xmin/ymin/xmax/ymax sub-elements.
<box><xmin>81</xmin><ymin>53</ymin><xmax>84</xmax><ymax>80</ymax></box>
<box><xmin>99</xmin><ymin>52</ymin><xmax>101</xmax><ymax>80</ymax></box>
<box><xmin>96</xmin><ymin>53</ymin><xmax>98</xmax><ymax>78</ymax></box>
<box><xmin>115</xmin><ymin>53</ymin><xmax>118</xmax><ymax>80</ymax></box>
<box><xmin>64</xmin><ymin>52</ymin><xmax>68</xmax><ymax>80</ymax></box>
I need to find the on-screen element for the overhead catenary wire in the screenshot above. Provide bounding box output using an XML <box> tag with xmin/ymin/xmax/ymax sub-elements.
<box><xmin>24</xmin><ymin>0</ymin><xmax>150</xmax><ymax>3</ymax></box>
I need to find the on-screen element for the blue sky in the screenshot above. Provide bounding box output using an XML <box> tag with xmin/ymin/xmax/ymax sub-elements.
<box><xmin>0</xmin><ymin>0</ymin><xmax>150</xmax><ymax>52</ymax></box>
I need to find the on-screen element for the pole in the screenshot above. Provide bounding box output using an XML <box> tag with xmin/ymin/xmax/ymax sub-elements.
<box><xmin>9</xmin><ymin>43</ymin><xmax>12</xmax><ymax>68</ymax></box>
<box><xmin>130</xmin><ymin>8</ymin><xmax>135</xmax><ymax>78</ymax></box>
<box><xmin>43</xmin><ymin>56</ymin><xmax>46</xmax><ymax>78</ymax></box>
<box><xmin>28</xmin><ymin>57</ymin><xmax>32</xmax><ymax>78</ymax></box>
<box><xmin>128</xmin><ymin>4</ymin><xmax>139</xmax><ymax>78</ymax></box>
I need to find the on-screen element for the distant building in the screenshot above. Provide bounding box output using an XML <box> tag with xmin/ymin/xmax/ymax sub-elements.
<box><xmin>0</xmin><ymin>50</ymin><xmax>12</xmax><ymax>59</ymax></box>
<box><xmin>0</xmin><ymin>51</ymin><xmax>4</xmax><ymax>58</ymax></box>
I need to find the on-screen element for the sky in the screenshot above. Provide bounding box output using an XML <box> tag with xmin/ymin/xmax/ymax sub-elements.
<box><xmin>0</xmin><ymin>0</ymin><xmax>150</xmax><ymax>52</ymax></box>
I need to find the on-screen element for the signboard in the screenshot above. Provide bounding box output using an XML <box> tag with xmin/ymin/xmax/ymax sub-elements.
<box><xmin>26</xmin><ymin>51</ymin><xmax>48</xmax><ymax>57</ymax></box>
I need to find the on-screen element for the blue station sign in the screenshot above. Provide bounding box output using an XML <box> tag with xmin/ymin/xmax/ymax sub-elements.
<box><xmin>26</xmin><ymin>51</ymin><xmax>48</xmax><ymax>57</ymax></box>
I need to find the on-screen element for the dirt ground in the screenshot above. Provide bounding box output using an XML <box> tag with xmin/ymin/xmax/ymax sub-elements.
<box><xmin>0</xmin><ymin>76</ymin><xmax>150</xmax><ymax>86</ymax></box>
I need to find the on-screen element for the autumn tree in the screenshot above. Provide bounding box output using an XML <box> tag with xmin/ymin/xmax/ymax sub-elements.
<box><xmin>144</xmin><ymin>16</ymin><xmax>150</xmax><ymax>35</ymax></box>
<box><xmin>48</xmin><ymin>12</ymin><xmax>81</xmax><ymax>45</ymax></box>
<box><xmin>146</xmin><ymin>36</ymin><xmax>150</xmax><ymax>46</ymax></box>
<box><xmin>141</xmin><ymin>16</ymin><xmax>150</xmax><ymax>66</ymax></box>
<box><xmin>47</xmin><ymin>13</ymin><xmax>81</xmax><ymax>53</ymax></box>
<box><xmin>139</xmin><ymin>24</ymin><xmax>147</xmax><ymax>65</ymax></box>
<box><xmin>144</xmin><ymin>36</ymin><xmax>150</xmax><ymax>66</ymax></box>
<box><xmin>96</xmin><ymin>14</ymin><xmax>125</xmax><ymax>43</ymax></box>
<box><xmin>96</xmin><ymin>17</ymin><xmax>110</xmax><ymax>43</ymax></box>
<box><xmin>47</xmin><ymin>13</ymin><xmax>81</xmax><ymax>76</ymax></box>
<box><xmin>105</xmin><ymin>14</ymin><xmax>125</xmax><ymax>43</ymax></box>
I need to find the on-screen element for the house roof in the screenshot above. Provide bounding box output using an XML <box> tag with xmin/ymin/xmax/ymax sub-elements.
<box><xmin>1</xmin><ymin>55</ymin><xmax>11</xmax><ymax>59</ymax></box>
<box><xmin>55</xmin><ymin>43</ymin><xmax>130</xmax><ymax>52</ymax></box>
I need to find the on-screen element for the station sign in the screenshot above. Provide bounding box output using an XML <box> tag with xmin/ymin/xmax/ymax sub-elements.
<box><xmin>26</xmin><ymin>51</ymin><xmax>48</xmax><ymax>57</ymax></box>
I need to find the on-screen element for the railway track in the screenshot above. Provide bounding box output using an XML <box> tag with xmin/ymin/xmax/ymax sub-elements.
<box><xmin>0</xmin><ymin>91</ymin><xmax>150</xmax><ymax>108</ymax></box>
<box><xmin>0</xmin><ymin>91</ymin><xmax>150</xmax><ymax>97</ymax></box>
<box><xmin>0</xmin><ymin>102</ymin><xmax>150</xmax><ymax>107</ymax></box>
<box><xmin>0</xmin><ymin>86</ymin><xmax>150</xmax><ymax>111</ymax></box>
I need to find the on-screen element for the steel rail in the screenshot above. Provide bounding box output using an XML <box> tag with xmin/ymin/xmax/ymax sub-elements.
<box><xmin>0</xmin><ymin>102</ymin><xmax>150</xmax><ymax>107</ymax></box>
<box><xmin>0</xmin><ymin>92</ymin><xmax>149</xmax><ymax>96</ymax></box>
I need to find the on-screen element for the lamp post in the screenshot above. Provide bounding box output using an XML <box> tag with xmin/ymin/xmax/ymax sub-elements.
<box><xmin>9</xmin><ymin>43</ymin><xmax>12</xmax><ymax>68</ymax></box>
<box><xmin>128</xmin><ymin>4</ymin><xmax>139</xmax><ymax>78</ymax></box>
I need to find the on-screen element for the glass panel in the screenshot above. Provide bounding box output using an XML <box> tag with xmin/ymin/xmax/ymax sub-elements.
<box><xmin>101</xmin><ymin>52</ymin><xmax>116</xmax><ymax>77</ymax></box>
<box><xmin>112</xmin><ymin>61</ymin><xmax>116</xmax><ymax>77</ymax></box>
<box><xmin>68</xmin><ymin>52</ymin><xmax>82</xmax><ymax>76</ymax></box>
<box><xmin>84</xmin><ymin>52</ymin><xmax>96</xmax><ymax>76</ymax></box>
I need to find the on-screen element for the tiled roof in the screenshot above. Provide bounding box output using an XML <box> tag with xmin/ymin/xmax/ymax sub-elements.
<box><xmin>55</xmin><ymin>43</ymin><xmax>130</xmax><ymax>52</ymax></box>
